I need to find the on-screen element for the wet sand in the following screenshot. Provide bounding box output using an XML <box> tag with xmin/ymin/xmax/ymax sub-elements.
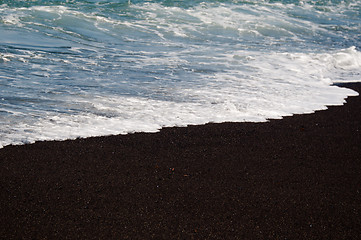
<box><xmin>1</xmin><ymin>83</ymin><xmax>361</xmax><ymax>239</ymax></box>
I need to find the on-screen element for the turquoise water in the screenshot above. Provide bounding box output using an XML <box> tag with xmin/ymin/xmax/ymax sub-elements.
<box><xmin>0</xmin><ymin>0</ymin><xmax>360</xmax><ymax>147</ymax></box>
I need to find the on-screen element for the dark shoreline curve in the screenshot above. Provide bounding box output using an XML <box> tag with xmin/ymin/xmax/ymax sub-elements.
<box><xmin>1</xmin><ymin>83</ymin><xmax>361</xmax><ymax>239</ymax></box>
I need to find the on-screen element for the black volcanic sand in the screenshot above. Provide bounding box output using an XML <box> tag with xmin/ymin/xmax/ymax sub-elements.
<box><xmin>1</xmin><ymin>83</ymin><xmax>361</xmax><ymax>239</ymax></box>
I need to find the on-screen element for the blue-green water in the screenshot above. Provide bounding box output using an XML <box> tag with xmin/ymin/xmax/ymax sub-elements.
<box><xmin>0</xmin><ymin>0</ymin><xmax>360</xmax><ymax>147</ymax></box>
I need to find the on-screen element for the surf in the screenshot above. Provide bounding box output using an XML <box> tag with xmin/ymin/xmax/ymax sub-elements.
<box><xmin>0</xmin><ymin>0</ymin><xmax>360</xmax><ymax>148</ymax></box>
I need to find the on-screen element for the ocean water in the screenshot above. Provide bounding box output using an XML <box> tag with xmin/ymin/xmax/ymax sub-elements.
<box><xmin>0</xmin><ymin>0</ymin><xmax>360</xmax><ymax>148</ymax></box>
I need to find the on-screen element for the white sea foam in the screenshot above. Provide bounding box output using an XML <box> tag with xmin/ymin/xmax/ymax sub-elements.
<box><xmin>0</xmin><ymin>54</ymin><xmax>11</xmax><ymax>63</ymax></box>
<box><xmin>1</xmin><ymin>48</ymin><xmax>359</xmax><ymax>148</ymax></box>
<box><xmin>0</xmin><ymin>5</ymin><xmax>24</xmax><ymax>26</ymax></box>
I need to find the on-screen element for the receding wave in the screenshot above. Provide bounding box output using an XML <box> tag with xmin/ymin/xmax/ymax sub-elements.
<box><xmin>0</xmin><ymin>0</ymin><xmax>360</xmax><ymax>148</ymax></box>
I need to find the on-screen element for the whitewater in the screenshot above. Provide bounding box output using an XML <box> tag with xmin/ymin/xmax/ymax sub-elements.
<box><xmin>0</xmin><ymin>0</ymin><xmax>361</xmax><ymax>148</ymax></box>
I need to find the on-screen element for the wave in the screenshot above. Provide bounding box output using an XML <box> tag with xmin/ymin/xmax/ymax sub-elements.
<box><xmin>0</xmin><ymin>0</ymin><xmax>360</xmax><ymax>148</ymax></box>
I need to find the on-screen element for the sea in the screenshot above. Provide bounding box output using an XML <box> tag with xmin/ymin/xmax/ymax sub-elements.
<box><xmin>0</xmin><ymin>0</ymin><xmax>360</xmax><ymax>148</ymax></box>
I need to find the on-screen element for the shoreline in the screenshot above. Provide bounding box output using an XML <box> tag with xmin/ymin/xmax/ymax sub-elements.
<box><xmin>1</xmin><ymin>83</ymin><xmax>361</xmax><ymax>239</ymax></box>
